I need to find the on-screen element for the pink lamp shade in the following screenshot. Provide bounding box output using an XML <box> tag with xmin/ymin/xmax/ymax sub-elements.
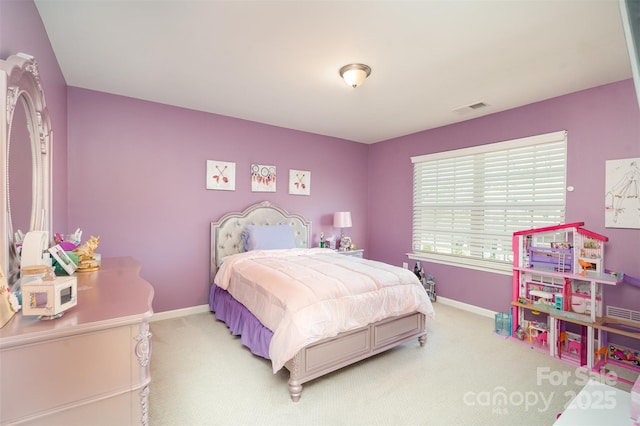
<box><xmin>334</xmin><ymin>212</ymin><xmax>353</xmax><ymax>250</ymax></box>
<box><xmin>333</xmin><ymin>212</ymin><xmax>352</xmax><ymax>229</ymax></box>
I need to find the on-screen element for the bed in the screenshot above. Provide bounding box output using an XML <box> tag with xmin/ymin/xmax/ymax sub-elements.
<box><xmin>209</xmin><ymin>201</ymin><xmax>435</xmax><ymax>401</ymax></box>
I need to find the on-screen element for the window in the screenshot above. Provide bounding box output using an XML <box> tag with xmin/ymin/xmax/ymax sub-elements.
<box><xmin>411</xmin><ymin>131</ymin><xmax>567</xmax><ymax>273</ymax></box>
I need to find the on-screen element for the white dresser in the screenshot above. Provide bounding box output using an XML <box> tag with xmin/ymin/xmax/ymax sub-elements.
<box><xmin>0</xmin><ymin>257</ymin><xmax>154</xmax><ymax>425</ymax></box>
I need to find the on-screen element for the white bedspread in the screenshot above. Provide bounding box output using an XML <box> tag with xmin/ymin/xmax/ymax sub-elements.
<box><xmin>214</xmin><ymin>248</ymin><xmax>435</xmax><ymax>372</ymax></box>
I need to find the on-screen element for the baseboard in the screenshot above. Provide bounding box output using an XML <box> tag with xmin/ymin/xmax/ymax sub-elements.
<box><xmin>151</xmin><ymin>304</ymin><xmax>210</xmax><ymax>322</ymax></box>
<box><xmin>151</xmin><ymin>298</ymin><xmax>496</xmax><ymax>322</ymax></box>
<box><xmin>436</xmin><ymin>296</ymin><xmax>496</xmax><ymax>319</ymax></box>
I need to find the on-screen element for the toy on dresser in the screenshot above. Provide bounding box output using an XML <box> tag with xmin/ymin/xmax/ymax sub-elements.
<box><xmin>73</xmin><ymin>236</ymin><xmax>101</xmax><ymax>271</ymax></box>
<box><xmin>21</xmin><ymin>266</ymin><xmax>77</xmax><ymax>320</ymax></box>
<box><xmin>0</xmin><ymin>263</ymin><xmax>20</xmax><ymax>328</ymax></box>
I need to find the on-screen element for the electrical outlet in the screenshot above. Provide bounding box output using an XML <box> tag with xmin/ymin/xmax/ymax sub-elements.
<box><xmin>402</xmin><ymin>262</ymin><xmax>408</xmax><ymax>269</ymax></box>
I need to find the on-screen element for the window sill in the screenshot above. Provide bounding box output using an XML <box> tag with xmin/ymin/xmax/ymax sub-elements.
<box><xmin>407</xmin><ymin>252</ymin><xmax>512</xmax><ymax>276</ymax></box>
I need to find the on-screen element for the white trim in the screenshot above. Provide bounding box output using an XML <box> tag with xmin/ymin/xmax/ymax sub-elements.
<box><xmin>411</xmin><ymin>130</ymin><xmax>567</xmax><ymax>163</ymax></box>
<box><xmin>619</xmin><ymin>0</ymin><xmax>640</xmax><ymax>111</ymax></box>
<box><xmin>436</xmin><ymin>296</ymin><xmax>496</xmax><ymax>319</ymax></box>
<box><xmin>410</xmin><ymin>130</ymin><xmax>567</xmax><ymax>270</ymax></box>
<box><xmin>151</xmin><ymin>304</ymin><xmax>210</xmax><ymax>322</ymax></box>
<box><xmin>151</xmin><ymin>299</ymin><xmax>498</xmax><ymax>329</ymax></box>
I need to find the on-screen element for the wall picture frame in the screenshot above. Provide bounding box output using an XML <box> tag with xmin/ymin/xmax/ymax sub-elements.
<box><xmin>251</xmin><ymin>164</ymin><xmax>276</xmax><ymax>192</ymax></box>
<box><xmin>289</xmin><ymin>169</ymin><xmax>310</xmax><ymax>196</ymax></box>
<box><xmin>206</xmin><ymin>160</ymin><xmax>236</xmax><ymax>191</ymax></box>
<box><xmin>605</xmin><ymin>157</ymin><xmax>640</xmax><ymax>229</ymax></box>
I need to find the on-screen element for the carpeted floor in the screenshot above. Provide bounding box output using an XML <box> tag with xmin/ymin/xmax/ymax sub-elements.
<box><xmin>148</xmin><ymin>302</ymin><xmax>633</xmax><ymax>425</ymax></box>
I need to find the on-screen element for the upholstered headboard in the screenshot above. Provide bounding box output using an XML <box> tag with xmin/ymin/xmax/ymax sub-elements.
<box><xmin>210</xmin><ymin>201</ymin><xmax>311</xmax><ymax>282</ymax></box>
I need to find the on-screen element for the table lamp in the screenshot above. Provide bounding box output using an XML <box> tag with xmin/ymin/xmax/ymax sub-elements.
<box><xmin>333</xmin><ymin>211</ymin><xmax>352</xmax><ymax>251</ymax></box>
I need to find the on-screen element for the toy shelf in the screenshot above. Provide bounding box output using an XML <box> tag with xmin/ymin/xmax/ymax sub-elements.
<box><xmin>512</xmin><ymin>299</ymin><xmax>555</xmax><ymax>315</ymax></box>
<box><xmin>529</xmin><ymin>289</ymin><xmax>554</xmax><ymax>299</ymax></box>
<box><xmin>513</xmin><ymin>301</ymin><xmax>640</xmax><ymax>340</ymax></box>
<box><xmin>593</xmin><ymin>313</ymin><xmax>640</xmax><ymax>386</ymax></box>
<box><xmin>514</xmin><ymin>266</ymin><xmax>623</xmax><ymax>286</ymax></box>
<box><xmin>596</xmin><ymin>318</ymin><xmax>640</xmax><ymax>340</ymax></box>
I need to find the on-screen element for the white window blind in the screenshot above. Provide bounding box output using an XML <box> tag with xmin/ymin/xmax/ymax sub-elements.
<box><xmin>411</xmin><ymin>131</ymin><xmax>567</xmax><ymax>273</ymax></box>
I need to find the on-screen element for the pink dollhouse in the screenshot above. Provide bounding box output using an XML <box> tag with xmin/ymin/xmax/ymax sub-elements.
<box><xmin>512</xmin><ymin>222</ymin><xmax>640</xmax><ymax>385</ymax></box>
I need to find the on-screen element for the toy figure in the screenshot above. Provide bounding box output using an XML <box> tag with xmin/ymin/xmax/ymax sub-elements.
<box><xmin>73</xmin><ymin>236</ymin><xmax>100</xmax><ymax>270</ymax></box>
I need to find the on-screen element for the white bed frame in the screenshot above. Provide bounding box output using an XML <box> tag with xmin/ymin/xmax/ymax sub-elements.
<box><xmin>210</xmin><ymin>201</ymin><xmax>427</xmax><ymax>401</ymax></box>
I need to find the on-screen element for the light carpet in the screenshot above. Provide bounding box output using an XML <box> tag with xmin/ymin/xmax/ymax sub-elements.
<box><xmin>149</xmin><ymin>302</ymin><xmax>633</xmax><ymax>425</ymax></box>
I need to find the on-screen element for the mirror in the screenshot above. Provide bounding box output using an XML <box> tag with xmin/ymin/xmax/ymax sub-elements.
<box><xmin>1</xmin><ymin>53</ymin><xmax>52</xmax><ymax>286</ymax></box>
<box><xmin>8</xmin><ymin>98</ymin><xmax>33</xmax><ymax>238</ymax></box>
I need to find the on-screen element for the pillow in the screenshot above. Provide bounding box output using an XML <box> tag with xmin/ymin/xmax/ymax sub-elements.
<box><xmin>241</xmin><ymin>225</ymin><xmax>296</xmax><ymax>251</ymax></box>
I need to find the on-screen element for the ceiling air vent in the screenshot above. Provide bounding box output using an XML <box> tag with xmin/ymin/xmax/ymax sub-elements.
<box><xmin>453</xmin><ymin>101</ymin><xmax>489</xmax><ymax>114</ymax></box>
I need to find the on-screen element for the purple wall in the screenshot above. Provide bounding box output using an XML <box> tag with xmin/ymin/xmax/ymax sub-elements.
<box><xmin>4</xmin><ymin>0</ymin><xmax>640</xmax><ymax>314</ymax></box>
<box><xmin>67</xmin><ymin>88</ymin><xmax>368</xmax><ymax>312</ymax></box>
<box><xmin>368</xmin><ymin>79</ymin><xmax>640</xmax><ymax>313</ymax></box>
<box><xmin>0</xmin><ymin>0</ymin><xmax>69</xmax><ymax>236</ymax></box>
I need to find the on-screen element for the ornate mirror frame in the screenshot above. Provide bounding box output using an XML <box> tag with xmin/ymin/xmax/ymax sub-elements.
<box><xmin>1</xmin><ymin>53</ymin><xmax>52</xmax><ymax>286</ymax></box>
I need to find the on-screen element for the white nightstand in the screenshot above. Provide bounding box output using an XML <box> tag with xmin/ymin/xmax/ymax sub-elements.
<box><xmin>336</xmin><ymin>249</ymin><xmax>364</xmax><ymax>258</ymax></box>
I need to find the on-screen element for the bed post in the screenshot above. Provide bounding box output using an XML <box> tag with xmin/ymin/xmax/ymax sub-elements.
<box><xmin>287</xmin><ymin>355</ymin><xmax>303</xmax><ymax>402</ymax></box>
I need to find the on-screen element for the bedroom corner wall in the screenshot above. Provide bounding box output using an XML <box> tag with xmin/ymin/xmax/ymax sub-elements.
<box><xmin>66</xmin><ymin>88</ymin><xmax>368</xmax><ymax>312</ymax></box>
<box><xmin>367</xmin><ymin>79</ymin><xmax>640</xmax><ymax>314</ymax></box>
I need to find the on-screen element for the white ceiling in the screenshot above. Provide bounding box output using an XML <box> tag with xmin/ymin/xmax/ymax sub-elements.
<box><xmin>34</xmin><ymin>0</ymin><xmax>632</xmax><ymax>144</ymax></box>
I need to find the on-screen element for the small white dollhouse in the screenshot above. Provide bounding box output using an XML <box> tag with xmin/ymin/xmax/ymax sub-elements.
<box><xmin>512</xmin><ymin>222</ymin><xmax>640</xmax><ymax>385</ymax></box>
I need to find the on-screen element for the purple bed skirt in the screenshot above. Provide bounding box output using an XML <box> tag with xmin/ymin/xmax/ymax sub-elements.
<box><xmin>209</xmin><ymin>284</ymin><xmax>272</xmax><ymax>359</ymax></box>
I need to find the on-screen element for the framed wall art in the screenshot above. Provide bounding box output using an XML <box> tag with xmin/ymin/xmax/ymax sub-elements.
<box><xmin>605</xmin><ymin>157</ymin><xmax>640</xmax><ymax>229</ymax></box>
<box><xmin>206</xmin><ymin>160</ymin><xmax>236</xmax><ymax>191</ymax></box>
<box><xmin>251</xmin><ymin>164</ymin><xmax>276</xmax><ymax>192</ymax></box>
<box><xmin>289</xmin><ymin>169</ymin><xmax>310</xmax><ymax>196</ymax></box>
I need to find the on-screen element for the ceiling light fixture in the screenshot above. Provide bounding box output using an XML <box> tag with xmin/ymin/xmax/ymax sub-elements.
<box><xmin>339</xmin><ymin>63</ymin><xmax>371</xmax><ymax>88</ymax></box>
